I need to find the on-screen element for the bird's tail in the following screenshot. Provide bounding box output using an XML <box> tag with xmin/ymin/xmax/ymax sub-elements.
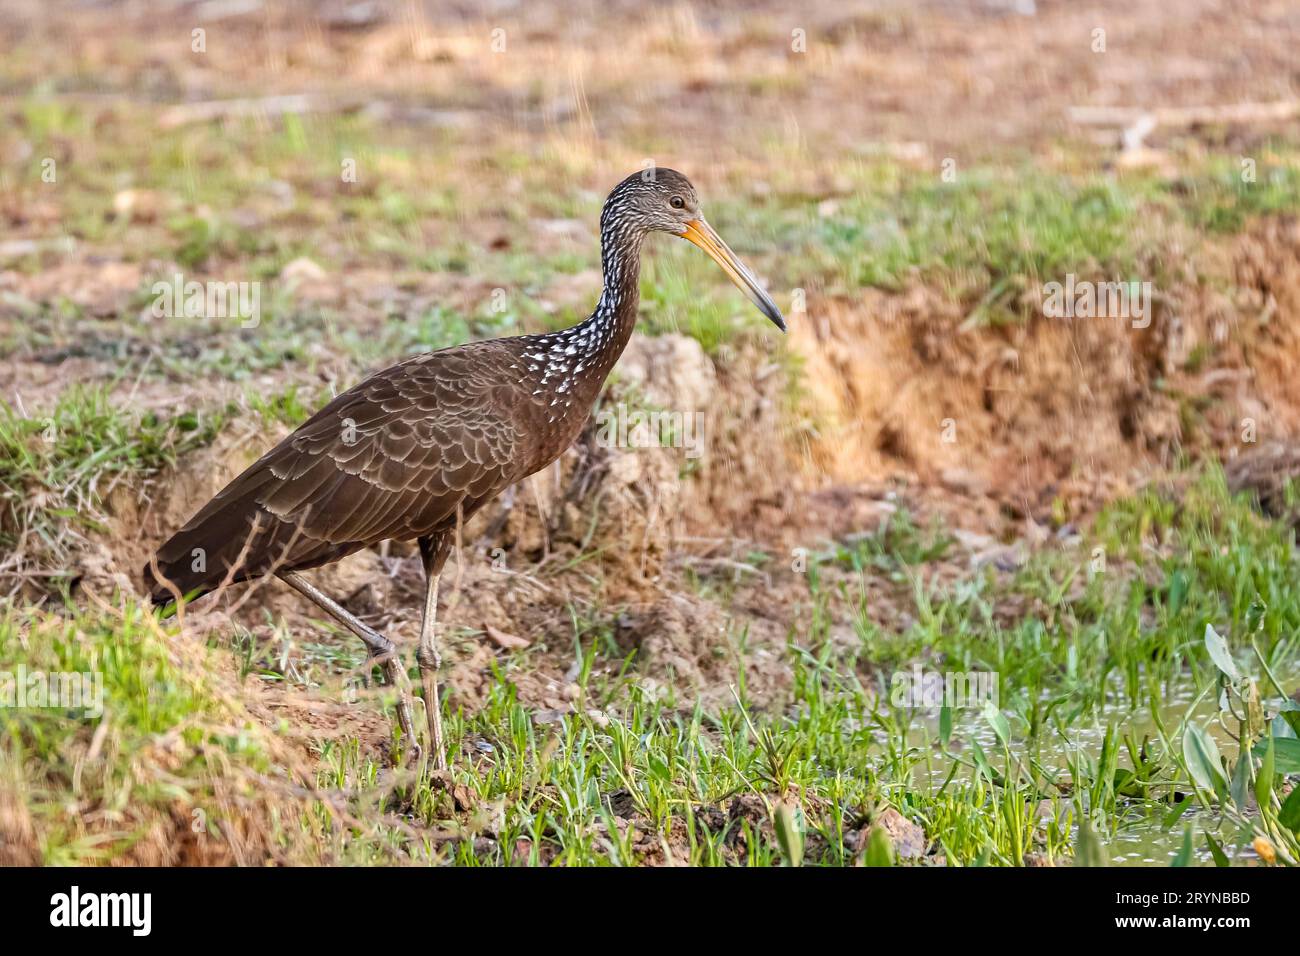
<box><xmin>142</xmin><ymin>490</ymin><xmax>352</xmax><ymax>607</ymax></box>
<box><xmin>141</xmin><ymin>469</ymin><xmax>284</xmax><ymax>606</ymax></box>
<box><xmin>142</xmin><ymin>517</ymin><xmax>262</xmax><ymax>607</ymax></box>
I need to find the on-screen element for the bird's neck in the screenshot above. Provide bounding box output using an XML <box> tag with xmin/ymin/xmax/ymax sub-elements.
<box><xmin>588</xmin><ymin>228</ymin><xmax>644</xmax><ymax>365</ymax></box>
<box><xmin>535</xmin><ymin>227</ymin><xmax>644</xmax><ymax>386</ymax></box>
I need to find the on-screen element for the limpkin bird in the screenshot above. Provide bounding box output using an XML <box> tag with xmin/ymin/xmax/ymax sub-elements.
<box><xmin>144</xmin><ymin>168</ymin><xmax>784</xmax><ymax>768</ymax></box>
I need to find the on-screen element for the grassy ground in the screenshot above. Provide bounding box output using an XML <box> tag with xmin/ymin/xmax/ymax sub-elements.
<box><xmin>6</xmin><ymin>472</ymin><xmax>1299</xmax><ymax>865</ymax></box>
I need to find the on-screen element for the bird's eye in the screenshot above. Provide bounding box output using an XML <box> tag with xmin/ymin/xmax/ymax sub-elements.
<box><xmin>670</xmin><ymin>196</ymin><xmax>685</xmax><ymax>209</ymax></box>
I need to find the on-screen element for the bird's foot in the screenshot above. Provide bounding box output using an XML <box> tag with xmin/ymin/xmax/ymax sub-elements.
<box><xmin>419</xmin><ymin>669</ymin><xmax>448</xmax><ymax>772</ymax></box>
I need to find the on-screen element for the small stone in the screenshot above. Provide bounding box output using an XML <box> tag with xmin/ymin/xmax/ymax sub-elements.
<box><xmin>279</xmin><ymin>257</ymin><xmax>328</xmax><ymax>284</ymax></box>
<box><xmin>484</xmin><ymin>624</ymin><xmax>529</xmax><ymax>650</ymax></box>
<box><xmin>113</xmin><ymin>188</ymin><xmax>165</xmax><ymax>223</ymax></box>
<box><xmin>860</xmin><ymin>807</ymin><xmax>926</xmax><ymax>860</ymax></box>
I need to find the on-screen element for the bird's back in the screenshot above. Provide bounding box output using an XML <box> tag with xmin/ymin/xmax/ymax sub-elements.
<box><xmin>143</xmin><ymin>339</ymin><xmax>546</xmax><ymax>603</ymax></box>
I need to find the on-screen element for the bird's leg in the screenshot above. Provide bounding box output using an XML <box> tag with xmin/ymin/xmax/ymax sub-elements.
<box><xmin>416</xmin><ymin>534</ymin><xmax>453</xmax><ymax>771</ymax></box>
<box><xmin>278</xmin><ymin>570</ymin><xmax>417</xmax><ymax>749</ymax></box>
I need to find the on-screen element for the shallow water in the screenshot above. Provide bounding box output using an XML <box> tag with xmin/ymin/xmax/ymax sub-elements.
<box><xmin>892</xmin><ymin>673</ymin><xmax>1294</xmax><ymax>866</ymax></box>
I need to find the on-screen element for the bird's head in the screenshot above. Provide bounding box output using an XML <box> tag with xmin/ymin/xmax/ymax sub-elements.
<box><xmin>602</xmin><ymin>167</ymin><xmax>786</xmax><ymax>332</ymax></box>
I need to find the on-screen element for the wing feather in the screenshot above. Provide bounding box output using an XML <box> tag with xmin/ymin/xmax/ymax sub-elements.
<box><xmin>144</xmin><ymin>342</ymin><xmax>530</xmax><ymax>601</ymax></box>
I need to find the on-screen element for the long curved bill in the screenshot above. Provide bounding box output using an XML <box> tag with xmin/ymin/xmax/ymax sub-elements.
<box><xmin>680</xmin><ymin>218</ymin><xmax>786</xmax><ymax>332</ymax></box>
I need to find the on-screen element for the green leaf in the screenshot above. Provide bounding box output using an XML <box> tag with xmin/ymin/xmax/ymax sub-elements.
<box><xmin>1279</xmin><ymin>785</ymin><xmax>1300</xmax><ymax>834</ymax></box>
<box><xmin>1163</xmin><ymin>796</ymin><xmax>1193</xmax><ymax>830</ymax></box>
<box><xmin>1172</xmin><ymin>826</ymin><xmax>1194</xmax><ymax>867</ymax></box>
<box><xmin>1167</xmin><ymin>570</ymin><xmax>1188</xmax><ymax>617</ymax></box>
<box><xmin>1074</xmin><ymin>818</ymin><xmax>1108</xmax><ymax>867</ymax></box>
<box><xmin>1230</xmin><ymin>747</ymin><xmax>1251</xmax><ymax>812</ymax></box>
<box><xmin>939</xmin><ymin>704</ymin><xmax>952</xmax><ymax>746</ymax></box>
<box><xmin>773</xmin><ymin>802</ymin><xmax>803</xmax><ymax>867</ymax></box>
<box><xmin>1274</xmin><ymin>714</ymin><xmax>1299</xmax><ymax>739</ymax></box>
<box><xmin>982</xmin><ymin>700</ymin><xmax>1010</xmax><ymax>749</ymax></box>
<box><xmin>1252</xmin><ymin>736</ymin><xmax>1300</xmax><ymax>774</ymax></box>
<box><xmin>862</xmin><ymin>823</ymin><xmax>894</xmax><ymax>867</ymax></box>
<box><xmin>1285</xmin><ymin>717</ymin><xmax>1300</xmax><ymax>740</ymax></box>
<box><xmin>1255</xmin><ymin>735</ymin><xmax>1275</xmax><ymax>810</ymax></box>
<box><xmin>1244</xmin><ymin>599</ymin><xmax>1266</xmax><ymax>635</ymax></box>
<box><xmin>1183</xmin><ymin>724</ymin><xmax>1227</xmax><ymax>799</ymax></box>
<box><xmin>969</xmin><ymin>738</ymin><xmax>997</xmax><ymax>785</ymax></box>
<box><xmin>1203</xmin><ymin>624</ymin><xmax>1240</xmax><ymax>682</ymax></box>
<box><xmin>1204</xmin><ymin>833</ymin><xmax>1230</xmax><ymax>868</ymax></box>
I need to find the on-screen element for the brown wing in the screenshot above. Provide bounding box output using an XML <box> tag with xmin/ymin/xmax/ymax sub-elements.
<box><xmin>143</xmin><ymin>342</ymin><xmax>526</xmax><ymax>602</ymax></box>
